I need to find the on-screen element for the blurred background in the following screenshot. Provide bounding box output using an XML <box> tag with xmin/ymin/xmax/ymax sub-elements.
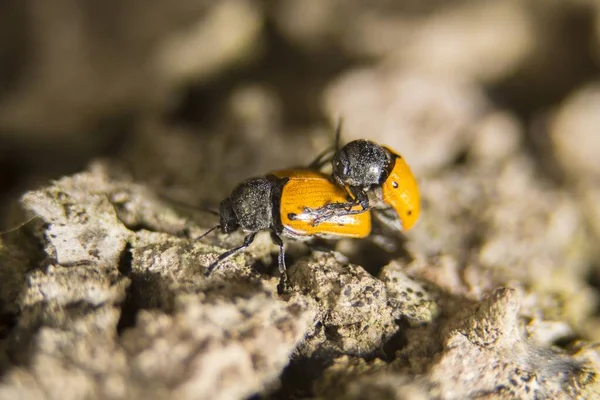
<box><xmin>1</xmin><ymin>0</ymin><xmax>600</xmax><ymax>310</ymax></box>
<box><xmin>0</xmin><ymin>0</ymin><xmax>597</xmax><ymax>201</ymax></box>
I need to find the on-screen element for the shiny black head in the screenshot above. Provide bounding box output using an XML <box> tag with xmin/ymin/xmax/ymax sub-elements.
<box><xmin>220</xmin><ymin>177</ymin><xmax>274</xmax><ymax>234</ymax></box>
<box><xmin>332</xmin><ymin>140</ymin><xmax>392</xmax><ymax>189</ymax></box>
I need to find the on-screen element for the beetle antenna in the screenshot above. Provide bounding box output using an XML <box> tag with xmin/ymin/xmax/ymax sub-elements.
<box><xmin>333</xmin><ymin>117</ymin><xmax>343</xmax><ymax>152</ymax></box>
<box><xmin>0</xmin><ymin>215</ymin><xmax>41</xmax><ymax>236</ymax></box>
<box><xmin>195</xmin><ymin>207</ymin><xmax>219</xmax><ymax>216</ymax></box>
<box><xmin>307</xmin><ymin>117</ymin><xmax>344</xmax><ymax>170</ymax></box>
<box><xmin>194</xmin><ymin>224</ymin><xmax>221</xmax><ymax>242</ymax></box>
<box><xmin>160</xmin><ymin>195</ymin><xmax>219</xmax><ymax>216</ymax></box>
<box><xmin>307</xmin><ymin>147</ymin><xmax>335</xmax><ymax>169</ymax></box>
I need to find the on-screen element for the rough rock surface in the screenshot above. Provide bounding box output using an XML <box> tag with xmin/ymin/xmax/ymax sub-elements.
<box><xmin>0</xmin><ymin>165</ymin><xmax>316</xmax><ymax>400</ymax></box>
<box><xmin>1</xmin><ymin>1</ymin><xmax>600</xmax><ymax>399</ymax></box>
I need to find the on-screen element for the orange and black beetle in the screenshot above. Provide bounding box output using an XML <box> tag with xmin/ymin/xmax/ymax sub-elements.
<box><xmin>308</xmin><ymin>123</ymin><xmax>420</xmax><ymax>232</ymax></box>
<box><xmin>203</xmin><ymin>169</ymin><xmax>371</xmax><ymax>293</ymax></box>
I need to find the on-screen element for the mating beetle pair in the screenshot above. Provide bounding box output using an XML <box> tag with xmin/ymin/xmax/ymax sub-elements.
<box><xmin>200</xmin><ymin>124</ymin><xmax>420</xmax><ymax>293</ymax></box>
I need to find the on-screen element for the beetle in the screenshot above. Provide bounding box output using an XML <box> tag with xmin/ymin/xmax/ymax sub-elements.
<box><xmin>307</xmin><ymin>122</ymin><xmax>420</xmax><ymax>232</ymax></box>
<box><xmin>200</xmin><ymin>169</ymin><xmax>371</xmax><ymax>293</ymax></box>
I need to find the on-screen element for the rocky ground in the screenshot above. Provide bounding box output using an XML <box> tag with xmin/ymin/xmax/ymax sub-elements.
<box><xmin>1</xmin><ymin>1</ymin><xmax>600</xmax><ymax>399</ymax></box>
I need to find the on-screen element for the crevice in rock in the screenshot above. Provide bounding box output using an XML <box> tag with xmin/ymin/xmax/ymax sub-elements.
<box><xmin>381</xmin><ymin>319</ymin><xmax>410</xmax><ymax>362</ymax></box>
<box><xmin>117</xmin><ymin>242</ymin><xmax>133</xmax><ymax>277</ymax></box>
<box><xmin>452</xmin><ymin>148</ymin><xmax>470</xmax><ymax>167</ymax></box>
<box><xmin>119</xmin><ymin>222</ymin><xmax>162</xmax><ymax>233</ymax></box>
<box><xmin>117</xmin><ymin>267</ymin><xmax>174</xmax><ymax>335</ymax></box>
<box><xmin>0</xmin><ymin>310</ymin><xmax>18</xmax><ymax>340</ymax></box>
<box><xmin>63</xmin><ymin>299</ymin><xmax>107</xmax><ymax>315</ymax></box>
<box><xmin>116</xmin><ymin>242</ymin><xmax>137</xmax><ymax>334</ymax></box>
<box><xmin>346</xmin><ymin>239</ymin><xmax>411</xmax><ymax>278</ymax></box>
<box><xmin>323</xmin><ymin>325</ymin><xmax>342</xmax><ymax>343</ymax></box>
<box><xmin>552</xmin><ymin>334</ymin><xmax>583</xmax><ymax>351</ymax></box>
<box><xmin>585</xmin><ymin>263</ymin><xmax>600</xmax><ymax>317</ymax></box>
<box><xmin>266</xmin><ymin>355</ymin><xmax>333</xmax><ymax>400</ymax></box>
<box><xmin>249</xmin><ymin>259</ymin><xmax>272</xmax><ymax>278</ymax></box>
<box><xmin>2</xmin><ymin>304</ymin><xmax>47</xmax><ymax>375</ymax></box>
<box><xmin>116</xmin><ymin>241</ymin><xmax>179</xmax><ymax>334</ymax></box>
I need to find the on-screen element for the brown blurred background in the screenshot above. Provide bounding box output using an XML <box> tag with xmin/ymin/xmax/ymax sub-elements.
<box><xmin>0</xmin><ymin>0</ymin><xmax>599</xmax><ymax>229</ymax></box>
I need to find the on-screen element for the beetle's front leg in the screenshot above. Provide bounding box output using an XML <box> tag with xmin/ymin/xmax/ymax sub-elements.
<box><xmin>307</xmin><ymin>189</ymin><xmax>369</xmax><ymax>226</ymax></box>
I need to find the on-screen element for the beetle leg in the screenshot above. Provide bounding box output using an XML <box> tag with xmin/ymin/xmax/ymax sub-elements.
<box><xmin>311</xmin><ymin>206</ymin><xmax>365</xmax><ymax>226</ymax></box>
<box><xmin>351</xmin><ymin>187</ymin><xmax>370</xmax><ymax>211</ymax></box>
<box><xmin>309</xmin><ymin>189</ymin><xmax>369</xmax><ymax>226</ymax></box>
<box><xmin>270</xmin><ymin>231</ymin><xmax>290</xmax><ymax>294</ymax></box>
<box><xmin>204</xmin><ymin>232</ymin><xmax>257</xmax><ymax>276</ymax></box>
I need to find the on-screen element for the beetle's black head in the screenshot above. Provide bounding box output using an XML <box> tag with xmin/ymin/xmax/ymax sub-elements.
<box><xmin>332</xmin><ymin>139</ymin><xmax>392</xmax><ymax>189</ymax></box>
<box><xmin>219</xmin><ymin>197</ymin><xmax>239</xmax><ymax>233</ymax></box>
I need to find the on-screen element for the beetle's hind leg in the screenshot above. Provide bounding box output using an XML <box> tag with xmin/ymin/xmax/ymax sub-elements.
<box><xmin>204</xmin><ymin>232</ymin><xmax>257</xmax><ymax>276</ymax></box>
<box><xmin>270</xmin><ymin>231</ymin><xmax>290</xmax><ymax>294</ymax></box>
